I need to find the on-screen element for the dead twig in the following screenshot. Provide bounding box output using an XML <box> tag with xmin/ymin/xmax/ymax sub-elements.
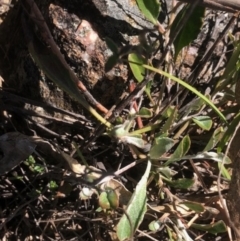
<box><xmin>178</xmin><ymin>0</ymin><xmax>239</xmax><ymax>13</ymax></box>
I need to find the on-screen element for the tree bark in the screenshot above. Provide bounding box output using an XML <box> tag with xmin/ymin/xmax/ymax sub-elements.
<box><xmin>227</xmin><ymin>126</ymin><xmax>240</xmax><ymax>240</ymax></box>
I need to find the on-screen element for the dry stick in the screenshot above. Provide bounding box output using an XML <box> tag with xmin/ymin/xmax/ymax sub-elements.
<box><xmin>0</xmin><ymin>187</ymin><xmax>47</xmax><ymax>230</ymax></box>
<box><xmin>129</xmin><ymin>81</ymin><xmax>143</xmax><ymax>129</ymax></box>
<box><xmin>21</xmin><ymin>0</ymin><xmax>109</xmax><ymax>115</ymax></box>
<box><xmin>178</xmin><ymin>0</ymin><xmax>239</xmax><ymax>13</ymax></box>
<box><xmin>1</xmin><ymin>103</ymin><xmax>77</xmax><ymax>126</ymax></box>
<box><xmin>189</xmin><ymin>159</ymin><xmax>209</xmax><ymax>193</ymax></box>
<box><xmin>137</xmin><ymin>229</ymin><xmax>159</xmax><ymax>241</ymax></box>
<box><xmin>0</xmin><ymin>90</ymin><xmax>89</xmax><ymax>121</ymax></box>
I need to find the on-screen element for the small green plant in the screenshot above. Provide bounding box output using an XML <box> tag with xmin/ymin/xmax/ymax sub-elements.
<box><xmin>24</xmin><ymin>155</ymin><xmax>44</xmax><ymax>174</ymax></box>
<box><xmin>103</xmin><ymin>1</ymin><xmax>235</xmax><ymax>239</ymax></box>
<box><xmin>20</xmin><ymin>0</ymin><xmax>240</xmax><ymax>240</ymax></box>
<box><xmin>48</xmin><ymin>180</ymin><xmax>58</xmax><ymax>191</ymax></box>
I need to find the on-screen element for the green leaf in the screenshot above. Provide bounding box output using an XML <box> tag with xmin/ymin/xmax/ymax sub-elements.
<box><xmin>218</xmin><ymin>163</ymin><xmax>231</xmax><ymax>180</ymax></box>
<box><xmin>161</xmin><ymin>106</ymin><xmax>177</xmax><ymax>118</ymax></box>
<box><xmin>191</xmin><ymin>221</ymin><xmax>227</xmax><ymax>234</ymax></box>
<box><xmin>33</xmin><ymin>165</ymin><xmax>44</xmax><ymax>173</ymax></box>
<box><xmin>164</xmin><ymin>135</ymin><xmax>190</xmax><ymax>166</ymax></box>
<box><xmin>161</xmin><ymin>107</ymin><xmax>178</xmax><ymax>133</ymax></box>
<box><xmin>149</xmin><ymin>220</ymin><xmax>161</xmax><ymax>232</ymax></box>
<box><xmin>149</xmin><ymin>137</ymin><xmax>175</xmax><ymax>160</ymax></box>
<box><xmin>192</xmin><ymin>116</ymin><xmax>212</xmax><ymax>131</ymax></box>
<box><xmin>49</xmin><ymin>180</ymin><xmax>58</xmax><ymax>190</ymax></box>
<box><xmin>105</xmin><ymin>54</ymin><xmax>119</xmax><ymax>72</ymax></box>
<box><xmin>185</xmin><ymin>97</ymin><xmax>205</xmax><ymax>114</ymax></box>
<box><xmin>109</xmin><ymin>124</ymin><xmax>129</xmax><ymax>138</ymax></box>
<box><xmin>26</xmin><ymin>155</ymin><xmax>35</xmax><ymax>165</ymax></box>
<box><xmin>166</xmin><ymin>178</ymin><xmax>194</xmax><ymax>189</ymax></box>
<box><xmin>109</xmin><ymin>121</ymin><xmax>145</xmax><ymax>148</ymax></box>
<box><xmin>99</xmin><ymin>188</ymin><xmax>119</xmax><ymax>210</ymax></box>
<box><xmin>128</xmin><ymin>53</ymin><xmax>146</xmax><ymax>82</ymax></box>
<box><xmin>158</xmin><ymin>166</ymin><xmax>172</xmax><ymax>179</ymax></box>
<box><xmin>117</xmin><ymin>161</ymin><xmax>151</xmax><ymax>241</ymax></box>
<box><xmin>203</xmin><ymin>127</ymin><xmax>224</xmax><ymax>152</ymax></box>
<box><xmin>106</xmin><ymin>188</ymin><xmax>119</xmax><ymax>209</ymax></box>
<box><xmin>142</xmin><ymin>64</ymin><xmax>227</xmax><ymax>123</ymax></box>
<box><xmin>138</xmin><ymin>107</ymin><xmax>152</xmax><ymax>118</ymax></box>
<box><xmin>122</xmin><ymin>136</ymin><xmax>145</xmax><ymax>149</ymax></box>
<box><xmin>99</xmin><ymin>191</ymin><xmax>111</xmax><ymax>209</ymax></box>
<box><xmin>171</xmin><ymin>5</ymin><xmax>205</xmax><ymax>59</ymax></box>
<box><xmin>136</xmin><ymin>0</ymin><xmax>161</xmax><ymax>25</ymax></box>
<box><xmin>105</xmin><ymin>37</ymin><xmax>119</xmax><ymax>54</ymax></box>
<box><xmin>189</xmin><ymin>152</ymin><xmax>231</xmax><ymax>164</ymax></box>
<box><xmin>180</xmin><ymin>201</ymin><xmax>204</xmax><ymax>213</ymax></box>
<box><xmin>145</xmin><ymin>80</ymin><xmax>153</xmax><ymax>102</ymax></box>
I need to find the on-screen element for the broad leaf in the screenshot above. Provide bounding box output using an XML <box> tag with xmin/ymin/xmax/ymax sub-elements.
<box><xmin>138</xmin><ymin>107</ymin><xmax>153</xmax><ymax>118</ymax></box>
<box><xmin>149</xmin><ymin>220</ymin><xmax>161</xmax><ymax>232</ymax></box>
<box><xmin>99</xmin><ymin>188</ymin><xmax>119</xmax><ymax>209</ymax></box>
<box><xmin>203</xmin><ymin>127</ymin><xmax>224</xmax><ymax>152</ymax></box>
<box><xmin>171</xmin><ymin>5</ymin><xmax>205</xmax><ymax>59</ymax></box>
<box><xmin>109</xmin><ymin>124</ymin><xmax>129</xmax><ymax>138</ymax></box>
<box><xmin>191</xmin><ymin>221</ymin><xmax>227</xmax><ymax>234</ymax></box>
<box><xmin>101</xmin><ymin>179</ymin><xmax>132</xmax><ymax>207</ymax></box>
<box><xmin>105</xmin><ymin>54</ymin><xmax>119</xmax><ymax>72</ymax></box>
<box><xmin>164</xmin><ymin>135</ymin><xmax>190</xmax><ymax>166</ymax></box>
<box><xmin>117</xmin><ymin>161</ymin><xmax>151</xmax><ymax>241</ymax></box>
<box><xmin>158</xmin><ymin>166</ymin><xmax>172</xmax><ymax>179</ymax></box>
<box><xmin>128</xmin><ymin>53</ymin><xmax>146</xmax><ymax>82</ymax></box>
<box><xmin>162</xmin><ymin>106</ymin><xmax>177</xmax><ymax>118</ymax></box>
<box><xmin>149</xmin><ymin>137</ymin><xmax>175</xmax><ymax>160</ymax></box>
<box><xmin>184</xmin><ymin>97</ymin><xmax>206</xmax><ymax>116</ymax></box>
<box><xmin>218</xmin><ymin>162</ymin><xmax>231</xmax><ymax>180</ymax></box>
<box><xmin>105</xmin><ymin>37</ymin><xmax>118</xmax><ymax>54</ymax></box>
<box><xmin>99</xmin><ymin>191</ymin><xmax>111</xmax><ymax>209</ymax></box>
<box><xmin>192</xmin><ymin>116</ymin><xmax>212</xmax><ymax>130</ymax></box>
<box><xmin>165</xmin><ymin>178</ymin><xmax>194</xmax><ymax>189</ymax></box>
<box><xmin>180</xmin><ymin>201</ymin><xmax>204</xmax><ymax>213</ymax></box>
<box><xmin>161</xmin><ymin>106</ymin><xmax>178</xmax><ymax>133</ymax></box>
<box><xmin>187</xmin><ymin>152</ymin><xmax>231</xmax><ymax>164</ymax></box>
<box><xmin>122</xmin><ymin>136</ymin><xmax>145</xmax><ymax>149</ymax></box>
<box><xmin>136</xmin><ymin>0</ymin><xmax>161</xmax><ymax>25</ymax></box>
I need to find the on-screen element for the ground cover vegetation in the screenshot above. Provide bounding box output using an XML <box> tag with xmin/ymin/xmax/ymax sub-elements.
<box><xmin>1</xmin><ymin>0</ymin><xmax>240</xmax><ymax>240</ymax></box>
